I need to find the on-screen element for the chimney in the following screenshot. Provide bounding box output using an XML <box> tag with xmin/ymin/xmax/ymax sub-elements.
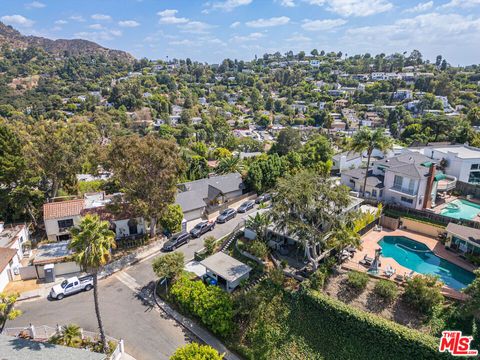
<box><xmin>422</xmin><ymin>163</ymin><xmax>436</xmax><ymax>209</ymax></box>
<box><xmin>0</xmin><ymin>221</ymin><xmax>4</xmax><ymax>233</ymax></box>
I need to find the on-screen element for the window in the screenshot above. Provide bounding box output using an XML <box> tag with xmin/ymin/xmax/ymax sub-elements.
<box><xmin>407</xmin><ymin>178</ymin><xmax>415</xmax><ymax>192</ymax></box>
<box><xmin>58</xmin><ymin>219</ymin><xmax>74</xmax><ymax>229</ymax></box>
<box><xmin>400</xmin><ymin>196</ymin><xmax>413</xmax><ymax>204</ymax></box>
<box><xmin>469</xmin><ymin>171</ymin><xmax>480</xmax><ymax>184</ymax></box>
<box><xmin>393</xmin><ymin>175</ymin><xmax>403</xmax><ymax>188</ymax></box>
<box><xmin>379</xmin><ymin>190</ymin><xmax>383</xmax><ymax>197</ymax></box>
<box><xmin>372</xmin><ymin>189</ymin><xmax>377</xmax><ymax>197</ymax></box>
<box><xmin>471</xmin><ymin>164</ymin><xmax>479</xmax><ymax>170</ymax></box>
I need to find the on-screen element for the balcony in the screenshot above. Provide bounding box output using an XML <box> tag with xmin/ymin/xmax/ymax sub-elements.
<box><xmin>436</xmin><ymin>175</ymin><xmax>457</xmax><ymax>192</ymax></box>
<box><xmin>389</xmin><ymin>185</ymin><xmax>417</xmax><ymax>197</ymax></box>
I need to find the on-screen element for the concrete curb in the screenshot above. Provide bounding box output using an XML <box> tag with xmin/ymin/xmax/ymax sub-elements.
<box><xmin>152</xmin><ymin>280</ymin><xmax>242</xmax><ymax>360</ymax></box>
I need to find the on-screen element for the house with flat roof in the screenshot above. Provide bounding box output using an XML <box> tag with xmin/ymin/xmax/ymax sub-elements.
<box><xmin>407</xmin><ymin>144</ymin><xmax>480</xmax><ymax>184</ymax></box>
<box><xmin>176</xmin><ymin>173</ymin><xmax>244</xmax><ymax>222</ymax></box>
<box><xmin>200</xmin><ymin>252</ymin><xmax>252</xmax><ymax>292</ymax></box>
<box><xmin>332</xmin><ymin>151</ymin><xmax>362</xmax><ymax>172</ymax></box>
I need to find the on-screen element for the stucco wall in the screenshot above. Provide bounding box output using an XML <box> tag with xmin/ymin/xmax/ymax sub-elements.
<box><xmin>400</xmin><ymin>217</ymin><xmax>445</xmax><ymax>238</ymax></box>
<box><xmin>45</xmin><ymin>215</ymin><xmax>82</xmax><ymax>241</ymax></box>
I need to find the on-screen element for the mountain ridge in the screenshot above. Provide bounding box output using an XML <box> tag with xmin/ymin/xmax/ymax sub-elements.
<box><xmin>0</xmin><ymin>22</ymin><xmax>135</xmax><ymax>62</ymax></box>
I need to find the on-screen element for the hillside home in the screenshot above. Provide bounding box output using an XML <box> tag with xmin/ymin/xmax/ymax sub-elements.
<box><xmin>176</xmin><ymin>173</ymin><xmax>245</xmax><ymax>222</ymax></box>
<box><xmin>43</xmin><ymin>193</ymin><xmax>145</xmax><ymax>242</ymax></box>
<box><xmin>332</xmin><ymin>151</ymin><xmax>363</xmax><ymax>172</ymax></box>
<box><xmin>0</xmin><ymin>222</ymin><xmax>29</xmax><ymax>291</ymax></box>
<box><xmin>407</xmin><ymin>144</ymin><xmax>480</xmax><ymax>184</ymax></box>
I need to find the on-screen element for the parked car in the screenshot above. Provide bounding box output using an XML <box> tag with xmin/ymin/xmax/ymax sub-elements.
<box><xmin>216</xmin><ymin>208</ymin><xmax>237</xmax><ymax>223</ymax></box>
<box><xmin>255</xmin><ymin>193</ymin><xmax>271</xmax><ymax>204</ymax></box>
<box><xmin>237</xmin><ymin>200</ymin><xmax>255</xmax><ymax>213</ymax></box>
<box><xmin>190</xmin><ymin>221</ymin><xmax>215</xmax><ymax>238</ymax></box>
<box><xmin>162</xmin><ymin>231</ymin><xmax>190</xmax><ymax>251</ymax></box>
<box><xmin>50</xmin><ymin>275</ymin><xmax>94</xmax><ymax>300</ymax></box>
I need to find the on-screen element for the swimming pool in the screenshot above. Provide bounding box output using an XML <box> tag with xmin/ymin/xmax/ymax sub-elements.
<box><xmin>440</xmin><ymin>199</ymin><xmax>480</xmax><ymax>220</ymax></box>
<box><xmin>377</xmin><ymin>236</ymin><xmax>475</xmax><ymax>290</ymax></box>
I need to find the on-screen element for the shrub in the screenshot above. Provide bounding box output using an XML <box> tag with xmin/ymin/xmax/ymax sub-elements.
<box><xmin>159</xmin><ymin>204</ymin><xmax>184</xmax><ymax>234</ymax></box>
<box><xmin>347</xmin><ymin>271</ymin><xmax>369</xmax><ymax>291</ymax></box>
<box><xmin>248</xmin><ymin>240</ymin><xmax>268</xmax><ymax>259</ymax></box>
<box><xmin>170</xmin><ymin>277</ymin><xmax>234</xmax><ymax>337</ymax></box>
<box><xmin>152</xmin><ymin>252</ymin><xmax>185</xmax><ymax>281</ymax></box>
<box><xmin>309</xmin><ymin>260</ymin><xmax>335</xmax><ymax>290</ymax></box>
<box><xmin>204</xmin><ymin>236</ymin><xmax>217</xmax><ymax>256</ymax></box>
<box><xmin>374</xmin><ymin>279</ymin><xmax>399</xmax><ymax>302</ymax></box>
<box><xmin>170</xmin><ymin>343</ymin><xmax>224</xmax><ymax>360</ymax></box>
<box><xmin>404</xmin><ymin>275</ymin><xmax>444</xmax><ymax>314</ymax></box>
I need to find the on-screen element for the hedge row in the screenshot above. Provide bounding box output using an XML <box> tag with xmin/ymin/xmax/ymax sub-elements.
<box><xmin>286</xmin><ymin>289</ymin><xmax>454</xmax><ymax>360</ymax></box>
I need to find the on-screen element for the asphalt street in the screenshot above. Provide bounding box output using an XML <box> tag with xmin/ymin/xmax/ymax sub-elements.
<box><xmin>8</xmin><ymin>206</ymin><xmax>258</xmax><ymax>360</ymax></box>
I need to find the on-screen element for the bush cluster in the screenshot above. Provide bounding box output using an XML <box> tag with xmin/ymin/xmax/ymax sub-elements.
<box><xmin>170</xmin><ymin>276</ymin><xmax>234</xmax><ymax>337</ymax></box>
<box><xmin>347</xmin><ymin>271</ymin><xmax>369</xmax><ymax>291</ymax></box>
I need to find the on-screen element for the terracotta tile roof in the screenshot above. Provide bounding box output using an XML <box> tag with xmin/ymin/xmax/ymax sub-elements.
<box><xmin>0</xmin><ymin>247</ymin><xmax>17</xmax><ymax>272</ymax></box>
<box><xmin>43</xmin><ymin>199</ymin><xmax>85</xmax><ymax>220</ymax></box>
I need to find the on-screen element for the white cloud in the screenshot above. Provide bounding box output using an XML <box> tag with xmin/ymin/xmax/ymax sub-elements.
<box><xmin>74</xmin><ymin>29</ymin><xmax>122</xmax><ymax>42</ymax></box>
<box><xmin>91</xmin><ymin>14</ymin><xmax>112</xmax><ymax>21</ymax></box>
<box><xmin>203</xmin><ymin>0</ymin><xmax>253</xmax><ymax>13</ymax></box>
<box><xmin>118</xmin><ymin>20</ymin><xmax>140</xmax><ymax>27</ymax></box>
<box><xmin>55</xmin><ymin>19</ymin><xmax>68</xmax><ymax>25</ymax></box>
<box><xmin>69</xmin><ymin>15</ymin><xmax>85</xmax><ymax>22</ymax></box>
<box><xmin>25</xmin><ymin>1</ymin><xmax>45</xmax><ymax>9</ymax></box>
<box><xmin>169</xmin><ymin>39</ymin><xmax>197</xmax><ymax>46</ymax></box>
<box><xmin>231</xmin><ymin>32</ymin><xmax>265</xmax><ymax>42</ymax></box>
<box><xmin>179</xmin><ymin>21</ymin><xmax>214</xmax><ymax>33</ymax></box>
<box><xmin>442</xmin><ymin>0</ymin><xmax>480</xmax><ymax>8</ymax></box>
<box><xmin>277</xmin><ymin>0</ymin><xmax>296</xmax><ymax>7</ymax></box>
<box><xmin>230</xmin><ymin>21</ymin><xmax>241</xmax><ymax>28</ymax></box>
<box><xmin>301</xmin><ymin>18</ymin><xmax>347</xmax><ymax>31</ymax></box>
<box><xmin>246</xmin><ymin>16</ymin><xmax>290</xmax><ymax>28</ymax></box>
<box><xmin>88</xmin><ymin>23</ymin><xmax>104</xmax><ymax>30</ymax></box>
<box><xmin>286</xmin><ymin>33</ymin><xmax>312</xmax><ymax>42</ymax></box>
<box><xmin>1</xmin><ymin>15</ymin><xmax>34</xmax><ymax>27</ymax></box>
<box><xmin>306</xmin><ymin>0</ymin><xmax>393</xmax><ymax>17</ymax></box>
<box><xmin>343</xmin><ymin>12</ymin><xmax>480</xmax><ymax>63</ymax></box>
<box><xmin>157</xmin><ymin>9</ymin><xmax>189</xmax><ymax>24</ymax></box>
<box><xmin>404</xmin><ymin>1</ymin><xmax>433</xmax><ymax>13</ymax></box>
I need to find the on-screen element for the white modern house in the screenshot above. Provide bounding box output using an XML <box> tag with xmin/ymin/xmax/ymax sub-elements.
<box><xmin>407</xmin><ymin>144</ymin><xmax>480</xmax><ymax>184</ymax></box>
<box><xmin>200</xmin><ymin>252</ymin><xmax>252</xmax><ymax>292</ymax></box>
<box><xmin>332</xmin><ymin>151</ymin><xmax>363</xmax><ymax>172</ymax></box>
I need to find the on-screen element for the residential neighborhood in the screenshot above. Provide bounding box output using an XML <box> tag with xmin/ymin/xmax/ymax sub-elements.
<box><xmin>1</xmin><ymin>1</ymin><xmax>480</xmax><ymax>359</ymax></box>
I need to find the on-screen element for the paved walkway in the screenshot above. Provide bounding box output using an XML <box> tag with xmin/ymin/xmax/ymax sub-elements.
<box><xmin>153</xmin><ymin>282</ymin><xmax>242</xmax><ymax>360</ymax></box>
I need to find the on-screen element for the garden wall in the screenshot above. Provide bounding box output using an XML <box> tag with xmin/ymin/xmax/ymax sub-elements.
<box><xmin>380</xmin><ymin>215</ymin><xmax>399</xmax><ymax>230</ymax></box>
<box><xmin>400</xmin><ymin>217</ymin><xmax>445</xmax><ymax>238</ymax></box>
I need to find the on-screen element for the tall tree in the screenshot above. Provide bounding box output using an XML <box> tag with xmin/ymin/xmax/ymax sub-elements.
<box><xmin>270</xmin><ymin>170</ymin><xmax>359</xmax><ymax>270</ymax></box>
<box><xmin>271</xmin><ymin>128</ymin><xmax>301</xmax><ymax>156</ymax></box>
<box><xmin>350</xmin><ymin>127</ymin><xmax>392</xmax><ymax>196</ymax></box>
<box><xmin>68</xmin><ymin>214</ymin><xmax>116</xmax><ymax>352</ymax></box>
<box><xmin>107</xmin><ymin>135</ymin><xmax>184</xmax><ymax>237</ymax></box>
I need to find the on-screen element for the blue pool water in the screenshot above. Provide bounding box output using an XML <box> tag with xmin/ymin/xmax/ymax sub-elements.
<box><xmin>440</xmin><ymin>199</ymin><xmax>480</xmax><ymax>220</ymax></box>
<box><xmin>378</xmin><ymin>236</ymin><xmax>475</xmax><ymax>290</ymax></box>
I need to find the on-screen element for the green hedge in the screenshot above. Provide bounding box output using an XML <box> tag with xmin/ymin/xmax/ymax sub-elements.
<box><xmin>287</xmin><ymin>289</ymin><xmax>454</xmax><ymax>360</ymax></box>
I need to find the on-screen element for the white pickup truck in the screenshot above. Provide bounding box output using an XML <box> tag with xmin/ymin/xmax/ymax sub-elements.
<box><xmin>50</xmin><ymin>275</ymin><xmax>94</xmax><ymax>300</ymax></box>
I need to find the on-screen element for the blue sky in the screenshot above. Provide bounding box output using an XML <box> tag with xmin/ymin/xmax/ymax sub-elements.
<box><xmin>1</xmin><ymin>0</ymin><xmax>480</xmax><ymax>65</ymax></box>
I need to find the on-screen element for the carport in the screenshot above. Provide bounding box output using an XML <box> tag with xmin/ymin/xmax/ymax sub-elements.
<box><xmin>200</xmin><ymin>252</ymin><xmax>252</xmax><ymax>292</ymax></box>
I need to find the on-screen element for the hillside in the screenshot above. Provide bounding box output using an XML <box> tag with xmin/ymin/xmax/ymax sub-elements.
<box><xmin>0</xmin><ymin>22</ymin><xmax>134</xmax><ymax>62</ymax></box>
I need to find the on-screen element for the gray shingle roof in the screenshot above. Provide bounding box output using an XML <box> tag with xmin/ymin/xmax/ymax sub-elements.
<box><xmin>446</xmin><ymin>223</ymin><xmax>480</xmax><ymax>245</ymax></box>
<box><xmin>176</xmin><ymin>173</ymin><xmax>243</xmax><ymax>213</ymax></box>
<box><xmin>333</xmin><ymin>151</ymin><xmax>362</xmax><ymax>162</ymax></box>
<box><xmin>342</xmin><ymin>169</ymin><xmax>384</xmax><ymax>188</ymax></box>
<box><xmin>0</xmin><ymin>335</ymin><xmax>106</xmax><ymax>360</ymax></box>
<box><xmin>376</xmin><ymin>153</ymin><xmax>432</xmax><ymax>179</ymax></box>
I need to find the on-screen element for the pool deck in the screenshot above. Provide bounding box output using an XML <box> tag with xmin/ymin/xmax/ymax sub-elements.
<box><xmin>346</xmin><ymin>228</ymin><xmax>477</xmax><ymax>300</ymax></box>
<box><xmin>433</xmin><ymin>195</ymin><xmax>480</xmax><ymax>222</ymax></box>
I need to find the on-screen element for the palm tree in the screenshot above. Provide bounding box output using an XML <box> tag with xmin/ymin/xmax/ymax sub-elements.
<box><xmin>50</xmin><ymin>324</ymin><xmax>82</xmax><ymax>348</ymax></box>
<box><xmin>245</xmin><ymin>212</ymin><xmax>270</xmax><ymax>242</ymax></box>
<box><xmin>215</xmin><ymin>156</ymin><xmax>243</xmax><ymax>175</ymax></box>
<box><xmin>350</xmin><ymin>127</ymin><xmax>392</xmax><ymax>196</ymax></box>
<box><xmin>69</xmin><ymin>214</ymin><xmax>116</xmax><ymax>352</ymax></box>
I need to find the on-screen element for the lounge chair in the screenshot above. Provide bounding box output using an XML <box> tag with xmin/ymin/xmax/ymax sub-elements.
<box><xmin>405</xmin><ymin>270</ymin><xmax>415</xmax><ymax>280</ymax></box>
<box><xmin>359</xmin><ymin>255</ymin><xmax>374</xmax><ymax>267</ymax></box>
<box><xmin>374</xmin><ymin>224</ymin><xmax>383</xmax><ymax>232</ymax></box>
<box><xmin>383</xmin><ymin>265</ymin><xmax>396</xmax><ymax>278</ymax></box>
<box><xmin>394</xmin><ymin>274</ymin><xmax>405</xmax><ymax>282</ymax></box>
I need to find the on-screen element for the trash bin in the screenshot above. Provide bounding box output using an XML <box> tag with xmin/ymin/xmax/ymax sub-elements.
<box><xmin>44</xmin><ymin>264</ymin><xmax>55</xmax><ymax>283</ymax></box>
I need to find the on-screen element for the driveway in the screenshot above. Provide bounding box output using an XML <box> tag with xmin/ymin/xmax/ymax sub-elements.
<box><xmin>7</xmin><ymin>206</ymin><xmax>258</xmax><ymax>360</ymax></box>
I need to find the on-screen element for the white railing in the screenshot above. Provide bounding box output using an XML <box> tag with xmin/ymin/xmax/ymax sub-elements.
<box><xmin>2</xmin><ymin>325</ymin><xmax>124</xmax><ymax>359</ymax></box>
